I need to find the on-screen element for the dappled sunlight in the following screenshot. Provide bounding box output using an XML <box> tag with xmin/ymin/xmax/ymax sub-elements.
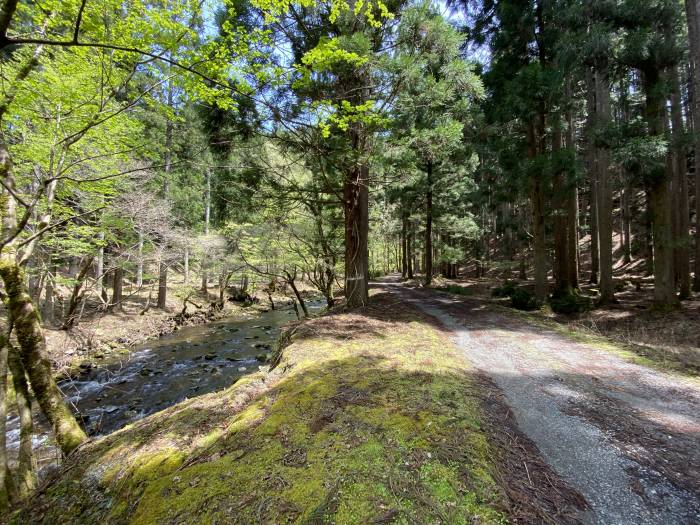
<box><xmin>11</xmin><ymin>294</ymin><xmax>585</xmax><ymax>524</ymax></box>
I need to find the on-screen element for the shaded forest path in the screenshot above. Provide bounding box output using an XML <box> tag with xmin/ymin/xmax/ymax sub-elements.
<box><xmin>378</xmin><ymin>278</ymin><xmax>700</xmax><ymax>525</ymax></box>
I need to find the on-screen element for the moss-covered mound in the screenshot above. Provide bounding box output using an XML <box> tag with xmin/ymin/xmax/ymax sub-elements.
<box><xmin>11</xmin><ymin>292</ymin><xmax>512</xmax><ymax>524</ymax></box>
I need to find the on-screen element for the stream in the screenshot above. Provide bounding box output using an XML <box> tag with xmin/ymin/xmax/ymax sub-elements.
<box><xmin>5</xmin><ymin>300</ymin><xmax>323</xmax><ymax>467</ymax></box>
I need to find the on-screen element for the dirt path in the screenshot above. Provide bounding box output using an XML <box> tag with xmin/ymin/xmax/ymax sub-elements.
<box><xmin>382</xmin><ymin>281</ymin><xmax>700</xmax><ymax>525</ymax></box>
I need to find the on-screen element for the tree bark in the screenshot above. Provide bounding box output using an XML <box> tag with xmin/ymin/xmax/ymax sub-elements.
<box><xmin>528</xmin><ymin>121</ymin><xmax>547</xmax><ymax>302</ymax></box>
<box><xmin>157</xmin><ymin>262</ymin><xmax>167</xmax><ymax>309</ymax></box>
<box><xmin>401</xmin><ymin>216</ymin><xmax>408</xmax><ymax>279</ymax></box>
<box><xmin>669</xmin><ymin>67</ymin><xmax>691</xmax><ymax>299</ymax></box>
<box><xmin>0</xmin><ymin>327</ymin><xmax>11</xmax><ymax>511</ymax></box>
<box><xmin>552</xmin><ymin>118</ymin><xmax>570</xmax><ymax>293</ymax></box>
<box><xmin>565</xmin><ymin>103</ymin><xmax>580</xmax><ymax>289</ymax></box>
<box><xmin>407</xmin><ymin>220</ymin><xmax>414</xmax><ymax>279</ymax></box>
<box><xmin>183</xmin><ymin>245</ymin><xmax>189</xmax><ymax>284</ymax></box>
<box><xmin>0</xmin><ymin>263</ymin><xmax>86</xmax><ymax>455</ymax></box>
<box><xmin>586</xmin><ymin>68</ymin><xmax>600</xmax><ymax>285</ymax></box>
<box><xmin>424</xmin><ymin>161</ymin><xmax>434</xmax><ymax>286</ymax></box>
<box><xmin>201</xmin><ymin>168</ymin><xmax>211</xmax><ymax>292</ymax></box>
<box><xmin>8</xmin><ymin>344</ymin><xmax>36</xmax><ymax>498</ymax></box>
<box><xmin>686</xmin><ymin>0</ymin><xmax>700</xmax><ymax>291</ymax></box>
<box><xmin>63</xmin><ymin>255</ymin><xmax>94</xmax><ymax>329</ymax></box>
<box><xmin>344</xmin><ymin>148</ymin><xmax>369</xmax><ymax>307</ymax></box>
<box><xmin>643</xmin><ymin>69</ymin><xmax>677</xmax><ymax>306</ymax></box>
<box><xmin>288</xmin><ymin>276</ymin><xmax>309</xmax><ymax>317</ymax></box>
<box><xmin>595</xmin><ymin>63</ymin><xmax>615</xmax><ymax>304</ymax></box>
<box><xmin>136</xmin><ymin>230</ymin><xmax>143</xmax><ymax>288</ymax></box>
<box><xmin>111</xmin><ymin>265</ymin><xmax>123</xmax><ymax>306</ymax></box>
<box><xmin>96</xmin><ymin>231</ymin><xmax>107</xmax><ymax>302</ymax></box>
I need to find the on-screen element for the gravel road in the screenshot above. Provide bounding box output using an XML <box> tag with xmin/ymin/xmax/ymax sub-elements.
<box><xmin>385</xmin><ymin>282</ymin><xmax>700</xmax><ymax>525</ymax></box>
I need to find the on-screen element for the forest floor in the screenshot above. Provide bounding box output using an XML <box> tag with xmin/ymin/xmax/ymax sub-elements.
<box><xmin>397</xmin><ymin>277</ymin><xmax>700</xmax><ymax>524</ymax></box>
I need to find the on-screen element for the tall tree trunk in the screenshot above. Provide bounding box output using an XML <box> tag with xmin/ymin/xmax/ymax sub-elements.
<box><xmin>528</xmin><ymin>121</ymin><xmax>548</xmax><ymax>302</ymax></box>
<box><xmin>644</xmin><ymin>69</ymin><xmax>677</xmax><ymax>306</ymax></box>
<box><xmin>586</xmin><ymin>68</ymin><xmax>600</xmax><ymax>285</ymax></box>
<box><xmin>552</xmin><ymin>118</ymin><xmax>570</xmax><ymax>293</ymax></box>
<box><xmin>344</xmin><ymin>134</ymin><xmax>370</xmax><ymax>307</ymax></box>
<box><xmin>424</xmin><ymin>162</ymin><xmax>434</xmax><ymax>286</ymax></box>
<box><xmin>96</xmin><ymin>231</ymin><xmax>107</xmax><ymax>301</ymax></box>
<box><xmin>201</xmin><ymin>168</ymin><xmax>211</xmax><ymax>292</ymax></box>
<box><xmin>595</xmin><ymin>63</ymin><xmax>615</xmax><ymax>304</ymax></box>
<box><xmin>565</xmin><ymin>101</ymin><xmax>580</xmax><ymax>289</ymax></box>
<box><xmin>686</xmin><ymin>0</ymin><xmax>700</xmax><ymax>291</ymax></box>
<box><xmin>670</xmin><ymin>67</ymin><xmax>691</xmax><ymax>299</ymax></box>
<box><xmin>401</xmin><ymin>217</ymin><xmax>408</xmax><ymax>279</ymax></box>
<box><xmin>407</xmin><ymin>221</ymin><xmax>414</xmax><ymax>279</ymax></box>
<box><xmin>135</xmin><ymin>230</ymin><xmax>143</xmax><ymax>288</ymax></box>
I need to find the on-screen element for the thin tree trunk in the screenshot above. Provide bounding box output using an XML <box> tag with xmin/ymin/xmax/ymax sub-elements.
<box><xmin>8</xmin><ymin>345</ymin><xmax>36</xmax><ymax>498</ymax></box>
<box><xmin>63</xmin><ymin>255</ymin><xmax>95</xmax><ymax>329</ymax></box>
<box><xmin>96</xmin><ymin>231</ymin><xmax>107</xmax><ymax>301</ymax></box>
<box><xmin>401</xmin><ymin>217</ymin><xmax>408</xmax><ymax>279</ymax></box>
<box><xmin>686</xmin><ymin>0</ymin><xmax>700</xmax><ymax>291</ymax></box>
<box><xmin>42</xmin><ymin>261</ymin><xmax>55</xmax><ymax>324</ymax></box>
<box><xmin>136</xmin><ymin>230</ymin><xmax>143</xmax><ymax>288</ymax></box>
<box><xmin>552</xmin><ymin>118</ymin><xmax>570</xmax><ymax>293</ymax></box>
<box><xmin>586</xmin><ymin>68</ymin><xmax>600</xmax><ymax>285</ymax></box>
<box><xmin>288</xmin><ymin>277</ymin><xmax>309</xmax><ymax>317</ymax></box>
<box><xmin>183</xmin><ymin>245</ymin><xmax>189</xmax><ymax>284</ymax></box>
<box><xmin>111</xmin><ymin>266</ymin><xmax>123</xmax><ymax>306</ymax></box>
<box><xmin>0</xmin><ymin>329</ymin><xmax>11</xmax><ymax>511</ymax></box>
<box><xmin>595</xmin><ymin>63</ymin><xmax>615</xmax><ymax>304</ymax></box>
<box><xmin>670</xmin><ymin>68</ymin><xmax>691</xmax><ymax>299</ymax></box>
<box><xmin>157</xmin><ymin>262</ymin><xmax>167</xmax><ymax>309</ymax></box>
<box><xmin>424</xmin><ymin>162</ymin><xmax>434</xmax><ymax>286</ymax></box>
<box><xmin>201</xmin><ymin>168</ymin><xmax>211</xmax><ymax>292</ymax></box>
<box><xmin>622</xmin><ymin>179</ymin><xmax>632</xmax><ymax>264</ymax></box>
<box><xmin>565</xmin><ymin>102</ymin><xmax>580</xmax><ymax>289</ymax></box>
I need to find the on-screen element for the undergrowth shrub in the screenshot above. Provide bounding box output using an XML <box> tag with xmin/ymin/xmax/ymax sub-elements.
<box><xmin>549</xmin><ymin>292</ymin><xmax>591</xmax><ymax>314</ymax></box>
<box><xmin>511</xmin><ymin>288</ymin><xmax>540</xmax><ymax>310</ymax></box>
<box><xmin>492</xmin><ymin>280</ymin><xmax>519</xmax><ymax>298</ymax></box>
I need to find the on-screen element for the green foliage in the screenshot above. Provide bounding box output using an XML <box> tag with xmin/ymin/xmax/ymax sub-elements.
<box><xmin>510</xmin><ymin>288</ymin><xmax>540</xmax><ymax>311</ymax></box>
<box><xmin>492</xmin><ymin>280</ymin><xmax>519</xmax><ymax>298</ymax></box>
<box><xmin>549</xmin><ymin>291</ymin><xmax>591</xmax><ymax>315</ymax></box>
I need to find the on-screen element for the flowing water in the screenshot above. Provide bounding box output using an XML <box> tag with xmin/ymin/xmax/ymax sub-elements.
<box><xmin>6</xmin><ymin>300</ymin><xmax>323</xmax><ymax>467</ymax></box>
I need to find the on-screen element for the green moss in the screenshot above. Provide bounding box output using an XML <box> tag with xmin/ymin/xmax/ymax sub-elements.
<box><xmin>13</xmin><ymin>297</ymin><xmax>511</xmax><ymax>524</ymax></box>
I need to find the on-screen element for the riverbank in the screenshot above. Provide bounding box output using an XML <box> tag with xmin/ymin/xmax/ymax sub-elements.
<box><xmin>44</xmin><ymin>280</ymin><xmax>317</xmax><ymax>380</ymax></box>
<box><xmin>9</xmin><ymin>288</ymin><xmax>583</xmax><ymax>524</ymax></box>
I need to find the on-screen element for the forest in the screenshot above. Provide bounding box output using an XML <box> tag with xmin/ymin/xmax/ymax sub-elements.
<box><xmin>0</xmin><ymin>0</ymin><xmax>699</xmax><ymax>523</ymax></box>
